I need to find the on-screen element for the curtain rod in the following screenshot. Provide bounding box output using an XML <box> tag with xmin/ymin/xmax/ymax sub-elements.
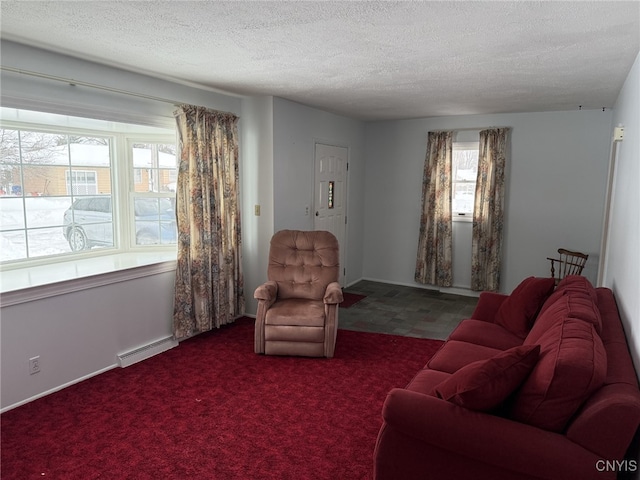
<box><xmin>431</xmin><ymin>127</ymin><xmax>511</xmax><ymax>132</ymax></box>
<box><xmin>1</xmin><ymin>65</ymin><xmax>238</xmax><ymax>118</ymax></box>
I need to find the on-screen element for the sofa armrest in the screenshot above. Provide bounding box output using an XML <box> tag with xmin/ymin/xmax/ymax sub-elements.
<box><xmin>381</xmin><ymin>388</ymin><xmax>604</xmax><ymax>480</ymax></box>
<box><xmin>324</xmin><ymin>282</ymin><xmax>344</xmax><ymax>305</ymax></box>
<box><xmin>471</xmin><ymin>291</ymin><xmax>508</xmax><ymax>322</ymax></box>
<box><xmin>254</xmin><ymin>280</ymin><xmax>278</xmax><ymax>307</ymax></box>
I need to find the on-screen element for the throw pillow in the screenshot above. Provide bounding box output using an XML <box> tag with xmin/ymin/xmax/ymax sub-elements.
<box><xmin>495</xmin><ymin>277</ymin><xmax>556</xmax><ymax>337</ymax></box>
<box><xmin>430</xmin><ymin>344</ymin><xmax>540</xmax><ymax>412</ymax></box>
<box><xmin>510</xmin><ymin>318</ymin><xmax>606</xmax><ymax>432</ymax></box>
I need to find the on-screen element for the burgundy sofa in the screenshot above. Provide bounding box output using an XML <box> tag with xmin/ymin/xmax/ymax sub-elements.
<box><xmin>374</xmin><ymin>276</ymin><xmax>640</xmax><ymax>480</ymax></box>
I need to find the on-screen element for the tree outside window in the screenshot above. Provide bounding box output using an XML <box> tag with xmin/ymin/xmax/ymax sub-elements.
<box><xmin>0</xmin><ymin>110</ymin><xmax>176</xmax><ymax>265</ymax></box>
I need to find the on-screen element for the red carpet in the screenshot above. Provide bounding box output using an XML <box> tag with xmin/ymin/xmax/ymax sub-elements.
<box><xmin>1</xmin><ymin>318</ymin><xmax>443</xmax><ymax>480</ymax></box>
<box><xmin>340</xmin><ymin>292</ymin><xmax>367</xmax><ymax>308</ymax></box>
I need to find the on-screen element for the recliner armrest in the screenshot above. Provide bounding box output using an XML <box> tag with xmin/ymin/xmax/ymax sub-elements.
<box><xmin>324</xmin><ymin>282</ymin><xmax>344</xmax><ymax>305</ymax></box>
<box><xmin>254</xmin><ymin>280</ymin><xmax>278</xmax><ymax>306</ymax></box>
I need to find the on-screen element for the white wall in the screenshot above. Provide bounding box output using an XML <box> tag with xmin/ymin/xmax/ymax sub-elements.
<box><xmin>0</xmin><ymin>41</ymin><xmax>259</xmax><ymax>410</ymax></box>
<box><xmin>1</xmin><ymin>41</ymin><xmax>241</xmax><ymax>126</ymax></box>
<box><xmin>605</xmin><ymin>51</ymin><xmax>640</xmax><ymax>375</ymax></box>
<box><xmin>272</xmin><ymin>98</ymin><xmax>366</xmax><ymax>286</ymax></box>
<box><xmin>1</xmin><ymin>271</ymin><xmax>175</xmax><ymax>409</ymax></box>
<box><xmin>240</xmin><ymin>96</ymin><xmax>275</xmax><ymax>314</ymax></box>
<box><xmin>363</xmin><ymin>109</ymin><xmax>613</xmax><ymax>294</ymax></box>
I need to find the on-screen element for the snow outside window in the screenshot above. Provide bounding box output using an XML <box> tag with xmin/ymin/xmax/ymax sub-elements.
<box><xmin>452</xmin><ymin>142</ymin><xmax>479</xmax><ymax>218</ymax></box>
<box><xmin>0</xmin><ymin>108</ymin><xmax>176</xmax><ymax>266</ymax></box>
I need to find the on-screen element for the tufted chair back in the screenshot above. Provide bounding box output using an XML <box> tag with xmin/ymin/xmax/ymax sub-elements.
<box><xmin>268</xmin><ymin>230</ymin><xmax>340</xmax><ymax>300</ymax></box>
<box><xmin>254</xmin><ymin>229</ymin><xmax>343</xmax><ymax>358</ymax></box>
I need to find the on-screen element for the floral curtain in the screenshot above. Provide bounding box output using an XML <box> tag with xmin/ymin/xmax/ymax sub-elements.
<box><xmin>471</xmin><ymin>128</ymin><xmax>510</xmax><ymax>291</ymax></box>
<box><xmin>173</xmin><ymin>105</ymin><xmax>244</xmax><ymax>340</ymax></box>
<box><xmin>415</xmin><ymin>131</ymin><xmax>454</xmax><ymax>287</ymax></box>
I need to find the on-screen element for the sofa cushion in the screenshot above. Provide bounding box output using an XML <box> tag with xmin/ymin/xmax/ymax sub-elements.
<box><xmin>427</xmin><ymin>340</ymin><xmax>502</xmax><ymax>374</ymax></box>
<box><xmin>510</xmin><ymin>317</ymin><xmax>607</xmax><ymax>432</ymax></box>
<box><xmin>265</xmin><ymin>298</ymin><xmax>326</xmax><ymax>326</ymax></box>
<box><xmin>561</xmin><ymin>293</ymin><xmax>602</xmax><ymax>333</ymax></box>
<box><xmin>430</xmin><ymin>345</ymin><xmax>540</xmax><ymax>412</ymax></box>
<box><xmin>406</xmin><ymin>369</ymin><xmax>451</xmax><ymax>396</ymax></box>
<box><xmin>449</xmin><ymin>319</ymin><xmax>525</xmax><ymax>351</ymax></box>
<box><xmin>525</xmin><ymin>298</ymin><xmax>568</xmax><ymax>346</ymax></box>
<box><xmin>527</xmin><ymin>294</ymin><xmax>603</xmax><ymax>346</ymax></box>
<box><xmin>494</xmin><ymin>277</ymin><xmax>556</xmax><ymax>337</ymax></box>
<box><xmin>538</xmin><ymin>275</ymin><xmax>598</xmax><ymax>317</ymax></box>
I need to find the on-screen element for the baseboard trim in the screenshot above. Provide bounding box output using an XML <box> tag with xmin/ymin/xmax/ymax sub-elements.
<box><xmin>360</xmin><ymin>277</ymin><xmax>480</xmax><ymax>298</ymax></box>
<box><xmin>117</xmin><ymin>336</ymin><xmax>178</xmax><ymax>368</ymax></box>
<box><xmin>1</xmin><ymin>364</ymin><xmax>117</xmax><ymax>413</ymax></box>
<box><xmin>344</xmin><ymin>277</ymin><xmax>365</xmax><ymax>288</ymax></box>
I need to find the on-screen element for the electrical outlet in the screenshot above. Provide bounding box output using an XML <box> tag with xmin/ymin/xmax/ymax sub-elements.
<box><xmin>614</xmin><ymin>126</ymin><xmax>625</xmax><ymax>141</ymax></box>
<box><xmin>29</xmin><ymin>356</ymin><xmax>41</xmax><ymax>375</ymax></box>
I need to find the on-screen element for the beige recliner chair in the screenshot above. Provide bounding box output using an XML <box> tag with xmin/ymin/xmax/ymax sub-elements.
<box><xmin>254</xmin><ymin>230</ymin><xmax>343</xmax><ymax>358</ymax></box>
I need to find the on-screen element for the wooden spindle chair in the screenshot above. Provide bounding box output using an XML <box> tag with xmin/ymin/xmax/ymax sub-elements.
<box><xmin>547</xmin><ymin>248</ymin><xmax>589</xmax><ymax>284</ymax></box>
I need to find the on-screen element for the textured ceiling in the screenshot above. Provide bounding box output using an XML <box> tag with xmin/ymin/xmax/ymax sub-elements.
<box><xmin>1</xmin><ymin>1</ymin><xmax>639</xmax><ymax>120</ymax></box>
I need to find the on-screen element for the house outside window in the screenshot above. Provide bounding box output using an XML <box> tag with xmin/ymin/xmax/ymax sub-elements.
<box><xmin>129</xmin><ymin>142</ymin><xmax>178</xmax><ymax>246</ymax></box>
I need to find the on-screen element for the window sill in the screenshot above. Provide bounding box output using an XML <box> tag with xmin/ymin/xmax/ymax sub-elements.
<box><xmin>0</xmin><ymin>252</ymin><xmax>177</xmax><ymax>307</ymax></box>
<box><xmin>453</xmin><ymin>214</ymin><xmax>473</xmax><ymax>223</ymax></box>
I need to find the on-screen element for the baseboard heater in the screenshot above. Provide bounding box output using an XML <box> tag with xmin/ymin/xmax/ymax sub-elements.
<box><xmin>117</xmin><ymin>336</ymin><xmax>178</xmax><ymax>368</ymax></box>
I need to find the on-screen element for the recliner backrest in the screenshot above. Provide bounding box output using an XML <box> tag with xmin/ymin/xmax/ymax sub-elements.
<box><xmin>268</xmin><ymin>230</ymin><xmax>339</xmax><ymax>300</ymax></box>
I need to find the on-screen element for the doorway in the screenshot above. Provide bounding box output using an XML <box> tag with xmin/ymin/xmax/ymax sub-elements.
<box><xmin>313</xmin><ymin>143</ymin><xmax>348</xmax><ymax>284</ymax></box>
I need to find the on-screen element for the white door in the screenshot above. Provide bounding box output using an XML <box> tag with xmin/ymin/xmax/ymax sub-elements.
<box><xmin>314</xmin><ymin>143</ymin><xmax>348</xmax><ymax>285</ymax></box>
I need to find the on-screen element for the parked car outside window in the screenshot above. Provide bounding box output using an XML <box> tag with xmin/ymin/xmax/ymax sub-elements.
<box><xmin>63</xmin><ymin>196</ymin><xmax>176</xmax><ymax>251</ymax></box>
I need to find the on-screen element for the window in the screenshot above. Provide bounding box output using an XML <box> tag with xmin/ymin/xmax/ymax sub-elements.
<box><xmin>132</xmin><ymin>142</ymin><xmax>177</xmax><ymax>193</ymax></box>
<box><xmin>452</xmin><ymin>142</ymin><xmax>479</xmax><ymax>217</ymax></box>
<box><xmin>0</xmin><ymin>108</ymin><xmax>177</xmax><ymax>266</ymax></box>
<box><xmin>66</xmin><ymin>170</ymin><xmax>99</xmax><ymax>195</ymax></box>
<box><xmin>129</xmin><ymin>142</ymin><xmax>178</xmax><ymax>246</ymax></box>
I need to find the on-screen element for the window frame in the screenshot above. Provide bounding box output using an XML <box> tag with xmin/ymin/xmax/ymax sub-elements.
<box><xmin>126</xmin><ymin>138</ymin><xmax>178</xmax><ymax>248</ymax></box>
<box><xmin>452</xmin><ymin>141</ymin><xmax>479</xmax><ymax>221</ymax></box>
<box><xmin>0</xmin><ymin>110</ymin><xmax>177</xmax><ymax>271</ymax></box>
